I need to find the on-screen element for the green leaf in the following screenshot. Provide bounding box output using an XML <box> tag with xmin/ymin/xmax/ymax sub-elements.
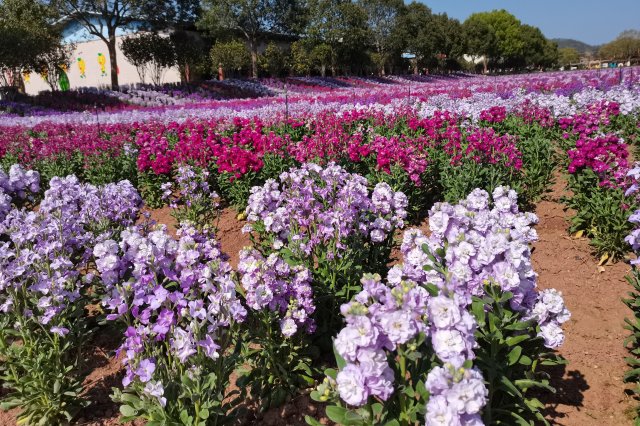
<box><xmin>506</xmin><ymin>335</ymin><xmax>529</xmax><ymax>346</ymax></box>
<box><xmin>507</xmin><ymin>346</ymin><xmax>522</xmax><ymax>366</ymax></box>
<box><xmin>305</xmin><ymin>415</ymin><xmax>323</xmax><ymax>426</ymax></box>
<box><xmin>505</xmin><ymin>320</ymin><xmax>535</xmax><ymax>331</ymax></box>
<box><xmin>424</xmin><ymin>283</ymin><xmax>439</xmax><ymax>297</ymax></box>
<box><xmin>119</xmin><ymin>393</ymin><xmax>143</xmax><ymax>408</ymax></box>
<box><xmin>119</xmin><ymin>405</ymin><xmax>137</xmax><ymax>417</ymax></box>
<box><xmin>325</xmin><ymin>406</ymin><xmax>349</xmax><ymax>424</ymax></box>
<box><xmin>515</xmin><ymin>379</ymin><xmax>555</xmax><ymax>393</ymax></box>
<box><xmin>499</xmin><ymin>376</ymin><xmax>522</xmax><ymax>398</ymax></box>
<box><xmin>371</xmin><ymin>402</ymin><xmax>383</xmax><ymax>417</ymax></box>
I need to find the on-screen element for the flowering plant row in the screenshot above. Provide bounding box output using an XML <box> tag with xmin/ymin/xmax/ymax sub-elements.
<box><xmin>0</xmin><ymin>161</ymin><xmax>571</xmax><ymax>426</ymax></box>
<box><xmin>313</xmin><ymin>187</ymin><xmax>569</xmax><ymax>426</ymax></box>
<box><xmin>0</xmin><ymin>172</ymin><xmax>142</xmax><ymax>425</ymax></box>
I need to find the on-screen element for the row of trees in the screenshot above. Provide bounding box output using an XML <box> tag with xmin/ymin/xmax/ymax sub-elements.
<box><xmin>121</xmin><ymin>32</ymin><xmax>209</xmax><ymax>85</ymax></box>
<box><xmin>1</xmin><ymin>0</ymin><xmax>559</xmax><ymax>91</ymax></box>
<box><xmin>557</xmin><ymin>30</ymin><xmax>640</xmax><ymax>67</ymax></box>
<box><xmin>599</xmin><ymin>30</ymin><xmax>640</xmax><ymax>62</ymax></box>
<box><xmin>199</xmin><ymin>1</ymin><xmax>559</xmax><ymax>77</ymax></box>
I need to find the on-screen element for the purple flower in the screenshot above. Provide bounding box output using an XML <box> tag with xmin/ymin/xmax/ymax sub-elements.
<box><xmin>143</xmin><ymin>381</ymin><xmax>167</xmax><ymax>407</ymax></box>
<box><xmin>50</xmin><ymin>326</ymin><xmax>69</xmax><ymax>337</ymax></box>
<box><xmin>379</xmin><ymin>310</ymin><xmax>416</xmax><ymax>345</ymax></box>
<box><xmin>136</xmin><ymin>358</ymin><xmax>156</xmax><ymax>383</ymax></box>
<box><xmin>336</xmin><ymin>364</ymin><xmax>368</xmax><ymax>406</ymax></box>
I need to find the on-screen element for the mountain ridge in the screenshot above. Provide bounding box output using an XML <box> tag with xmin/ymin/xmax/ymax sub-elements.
<box><xmin>552</xmin><ymin>38</ymin><xmax>599</xmax><ymax>54</ymax></box>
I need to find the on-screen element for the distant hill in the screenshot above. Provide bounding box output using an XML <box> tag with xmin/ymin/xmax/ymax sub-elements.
<box><xmin>552</xmin><ymin>38</ymin><xmax>599</xmax><ymax>55</ymax></box>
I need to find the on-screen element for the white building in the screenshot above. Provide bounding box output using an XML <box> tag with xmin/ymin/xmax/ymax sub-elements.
<box><xmin>23</xmin><ymin>19</ymin><xmax>181</xmax><ymax>95</ymax></box>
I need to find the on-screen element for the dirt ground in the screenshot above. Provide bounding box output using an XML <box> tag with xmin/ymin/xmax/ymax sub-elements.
<box><xmin>532</xmin><ymin>180</ymin><xmax>636</xmax><ymax>426</ymax></box>
<box><xmin>1</xmin><ymin>183</ymin><xmax>637</xmax><ymax>425</ymax></box>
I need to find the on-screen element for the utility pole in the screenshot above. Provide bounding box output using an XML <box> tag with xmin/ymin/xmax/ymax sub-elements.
<box><xmin>284</xmin><ymin>79</ymin><xmax>289</xmax><ymax>122</ymax></box>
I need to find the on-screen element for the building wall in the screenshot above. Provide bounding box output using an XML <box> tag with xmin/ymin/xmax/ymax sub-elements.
<box><xmin>23</xmin><ymin>35</ymin><xmax>182</xmax><ymax>95</ymax></box>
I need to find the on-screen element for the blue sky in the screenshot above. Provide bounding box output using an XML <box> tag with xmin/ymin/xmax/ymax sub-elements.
<box><xmin>425</xmin><ymin>0</ymin><xmax>640</xmax><ymax>46</ymax></box>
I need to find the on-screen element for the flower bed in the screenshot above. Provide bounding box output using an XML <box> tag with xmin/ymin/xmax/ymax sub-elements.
<box><xmin>0</xmin><ymin>68</ymin><xmax>640</xmax><ymax>425</ymax></box>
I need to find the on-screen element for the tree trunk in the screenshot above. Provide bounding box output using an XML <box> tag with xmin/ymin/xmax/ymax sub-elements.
<box><xmin>249</xmin><ymin>40</ymin><xmax>258</xmax><ymax>78</ymax></box>
<box><xmin>17</xmin><ymin>72</ymin><xmax>25</xmax><ymax>94</ymax></box>
<box><xmin>184</xmin><ymin>62</ymin><xmax>191</xmax><ymax>83</ymax></box>
<box><xmin>107</xmin><ymin>31</ymin><xmax>119</xmax><ymax>90</ymax></box>
<box><xmin>483</xmin><ymin>57</ymin><xmax>488</xmax><ymax>74</ymax></box>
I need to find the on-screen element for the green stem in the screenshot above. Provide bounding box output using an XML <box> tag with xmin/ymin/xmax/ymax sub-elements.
<box><xmin>398</xmin><ymin>353</ymin><xmax>409</xmax><ymax>426</ymax></box>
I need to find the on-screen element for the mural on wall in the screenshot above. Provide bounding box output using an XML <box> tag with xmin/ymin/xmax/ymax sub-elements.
<box><xmin>98</xmin><ymin>53</ymin><xmax>107</xmax><ymax>77</ymax></box>
<box><xmin>77</xmin><ymin>57</ymin><xmax>86</xmax><ymax>78</ymax></box>
<box><xmin>59</xmin><ymin>65</ymin><xmax>70</xmax><ymax>91</ymax></box>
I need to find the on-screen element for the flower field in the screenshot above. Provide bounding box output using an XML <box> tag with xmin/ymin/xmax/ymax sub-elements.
<box><xmin>0</xmin><ymin>68</ymin><xmax>640</xmax><ymax>426</ymax></box>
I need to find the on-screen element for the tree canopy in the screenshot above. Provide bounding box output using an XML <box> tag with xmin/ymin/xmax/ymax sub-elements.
<box><xmin>599</xmin><ymin>30</ymin><xmax>640</xmax><ymax>61</ymax></box>
<box><xmin>463</xmin><ymin>9</ymin><xmax>557</xmax><ymax>72</ymax></box>
<box><xmin>0</xmin><ymin>0</ymin><xmax>64</xmax><ymax>90</ymax></box>
<box><xmin>1</xmin><ymin>0</ymin><xmax>568</xmax><ymax>87</ymax></box>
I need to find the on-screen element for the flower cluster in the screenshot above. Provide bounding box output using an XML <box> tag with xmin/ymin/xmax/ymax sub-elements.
<box><xmin>94</xmin><ymin>223</ymin><xmax>247</xmax><ymax>406</ymax></box>
<box><xmin>567</xmin><ymin>134</ymin><xmax>629</xmax><ymax>186</ymax></box>
<box><xmin>330</xmin><ymin>218</ymin><xmax>487</xmax><ymax>423</ymax></box>
<box><xmin>40</xmin><ymin>175</ymin><xmax>141</xmax><ymax>234</ymax></box>
<box><xmin>464</xmin><ymin>128</ymin><xmax>522</xmax><ymax>170</ymax></box>
<box><xmin>333</xmin><ymin>274</ymin><xmax>429</xmax><ymax>406</ymax></box>
<box><xmin>479</xmin><ymin>106</ymin><xmax>507</xmax><ymax>123</ymax></box>
<box><xmin>245</xmin><ymin>163</ymin><xmax>407</xmax><ymax>255</ymax></box>
<box><xmin>161</xmin><ymin>164</ymin><xmax>220</xmax><ymax>226</ymax></box>
<box><xmin>624</xmin><ymin>166</ymin><xmax>640</xmax><ymax>263</ymax></box>
<box><xmin>425</xmin><ymin>364</ymin><xmax>487</xmax><ymax>426</ymax></box>
<box><xmin>527</xmin><ymin>289</ymin><xmax>571</xmax><ymax>348</ymax></box>
<box><xmin>0</xmin><ymin>208</ymin><xmax>86</xmax><ymax>330</ymax></box>
<box><xmin>0</xmin><ymin>176</ymin><xmax>141</xmax><ymax>329</ymax></box>
<box><xmin>237</xmin><ymin>248</ymin><xmax>315</xmax><ymax>337</ymax></box>
<box><xmin>396</xmin><ymin>187</ymin><xmax>569</xmax><ymax>348</ymax></box>
<box><xmin>0</xmin><ymin>164</ymin><xmax>40</xmax><ymax>220</ymax></box>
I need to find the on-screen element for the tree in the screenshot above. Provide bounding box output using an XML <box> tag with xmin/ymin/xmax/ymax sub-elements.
<box><xmin>121</xmin><ymin>35</ymin><xmax>153</xmax><ymax>84</ymax></box>
<box><xmin>310</xmin><ymin>43</ymin><xmax>332</xmax><ymax>76</ymax></box>
<box><xmin>462</xmin><ymin>13</ymin><xmax>495</xmax><ymax>72</ymax></box>
<box><xmin>358</xmin><ymin>0</ymin><xmax>402</xmax><ymax>75</ymax></box>
<box><xmin>428</xmin><ymin>13</ymin><xmax>465</xmax><ymax>71</ymax></box>
<box><xmin>464</xmin><ymin>10</ymin><xmax>525</xmax><ymax>72</ymax></box>
<box><xmin>170</xmin><ymin>30</ymin><xmax>209</xmax><ymax>83</ymax></box>
<box><xmin>599</xmin><ymin>30</ymin><xmax>640</xmax><ymax>62</ymax></box>
<box><xmin>389</xmin><ymin>2</ymin><xmax>434</xmax><ymax>73</ymax></box>
<box><xmin>121</xmin><ymin>33</ymin><xmax>175</xmax><ymax>85</ymax></box>
<box><xmin>210</xmin><ymin>39</ymin><xmax>251</xmax><ymax>77</ymax></box>
<box><xmin>51</xmin><ymin>0</ymin><xmax>176</xmax><ymax>90</ymax></box>
<box><xmin>260</xmin><ymin>42</ymin><xmax>288</xmax><ymax>77</ymax></box>
<box><xmin>199</xmin><ymin>0</ymin><xmax>305</xmax><ymax>78</ymax></box>
<box><xmin>0</xmin><ymin>0</ymin><xmax>63</xmax><ymax>91</ymax></box>
<box><xmin>290</xmin><ymin>40</ymin><xmax>312</xmax><ymax>76</ymax></box>
<box><xmin>519</xmin><ymin>24</ymin><xmax>552</xmax><ymax>69</ymax></box>
<box><xmin>305</xmin><ymin>0</ymin><xmax>371</xmax><ymax>75</ymax></box>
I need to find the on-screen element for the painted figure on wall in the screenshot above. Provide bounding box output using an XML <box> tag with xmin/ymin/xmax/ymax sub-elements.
<box><xmin>59</xmin><ymin>67</ymin><xmax>70</xmax><ymax>91</ymax></box>
<box><xmin>98</xmin><ymin>53</ymin><xmax>107</xmax><ymax>77</ymax></box>
<box><xmin>77</xmin><ymin>57</ymin><xmax>86</xmax><ymax>78</ymax></box>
